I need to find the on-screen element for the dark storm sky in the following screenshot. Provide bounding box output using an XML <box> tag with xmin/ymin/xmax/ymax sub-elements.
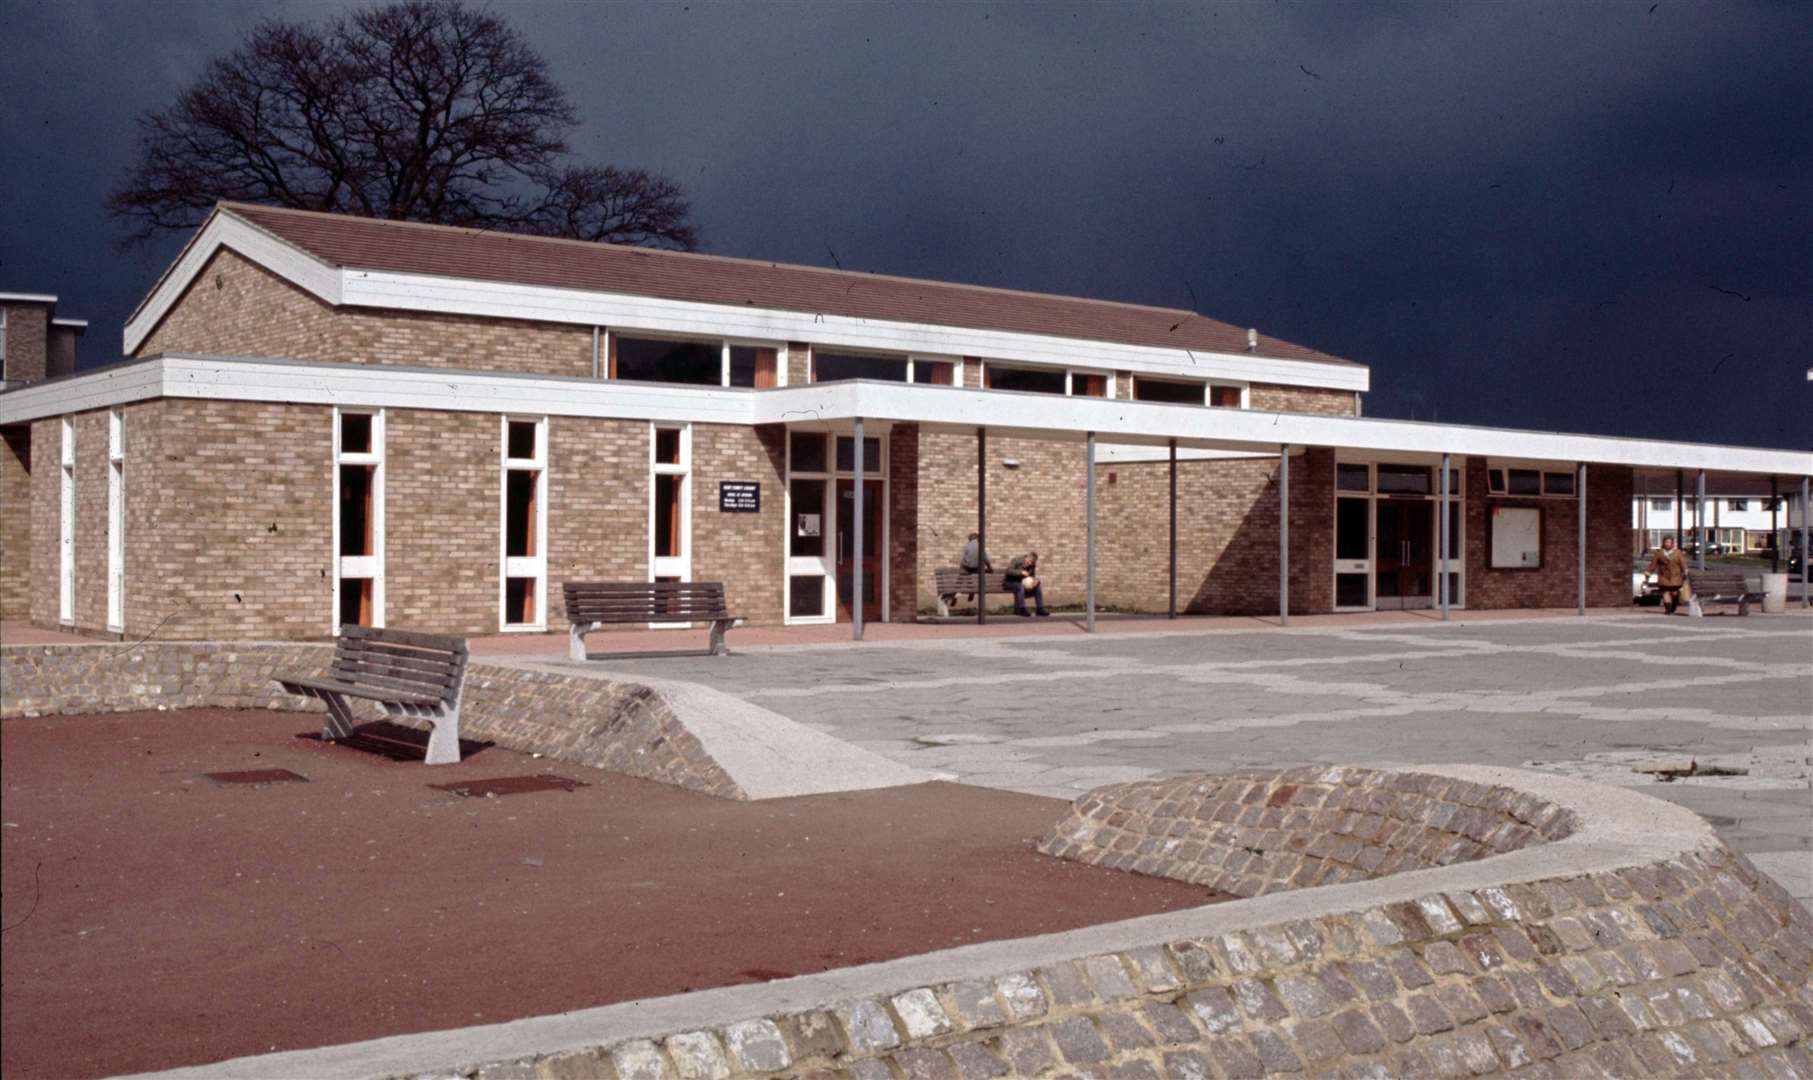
<box><xmin>3</xmin><ymin>1</ymin><xmax>1808</xmax><ymax>448</ymax></box>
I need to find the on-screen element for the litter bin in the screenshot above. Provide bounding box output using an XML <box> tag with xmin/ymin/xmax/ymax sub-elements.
<box><xmin>1761</xmin><ymin>573</ymin><xmax>1788</xmax><ymax>614</ymax></box>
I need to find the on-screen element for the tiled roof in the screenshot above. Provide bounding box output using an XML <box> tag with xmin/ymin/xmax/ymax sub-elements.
<box><xmin>220</xmin><ymin>203</ymin><xmax>1359</xmax><ymax>367</ymax></box>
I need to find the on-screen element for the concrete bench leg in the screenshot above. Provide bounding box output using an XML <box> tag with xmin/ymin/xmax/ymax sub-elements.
<box><xmin>708</xmin><ymin>618</ymin><xmax>732</xmax><ymax>656</ymax></box>
<box><xmin>423</xmin><ymin>708</ymin><xmax>461</xmax><ymax>765</ymax></box>
<box><xmin>320</xmin><ymin>691</ymin><xmax>358</xmax><ymax>742</ymax></box>
<box><xmin>569</xmin><ymin>622</ymin><xmax>590</xmax><ymax>662</ymax></box>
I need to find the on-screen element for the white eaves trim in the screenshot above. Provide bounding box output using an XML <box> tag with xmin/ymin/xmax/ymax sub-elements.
<box><xmin>122</xmin><ymin>213</ymin><xmax>343</xmax><ymax>353</ymax></box>
<box><xmin>0</xmin><ymin>292</ymin><xmax>59</xmax><ymax>304</ymax></box>
<box><xmin>119</xmin><ymin>209</ymin><xmax>1368</xmax><ymax>393</ymax></box>
<box><xmin>51</xmin><ymin>318</ymin><xmax>89</xmax><ymax>328</ymax></box>
<box><xmin>1</xmin><ymin>356</ymin><xmax>1805</xmax><ymax>478</ymax></box>
<box><xmin>344</xmin><ymin>269</ymin><xmax>1370</xmax><ymax>392</ymax></box>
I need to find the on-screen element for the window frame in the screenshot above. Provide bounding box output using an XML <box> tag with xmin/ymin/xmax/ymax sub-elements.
<box><xmin>648</xmin><ymin>423</ymin><xmax>693</xmax><ymax>624</ymax></box>
<box><xmin>107</xmin><ymin>408</ymin><xmax>125</xmax><ymax>631</ymax></box>
<box><xmin>498</xmin><ymin>415</ymin><xmax>549</xmax><ymax>632</ymax></box>
<box><xmin>332</xmin><ymin>407</ymin><xmax>385</xmax><ymax>632</ymax></box>
<box><xmin>58</xmin><ymin>415</ymin><xmax>74</xmax><ymax>623</ymax></box>
<box><xmin>1487</xmin><ymin>460</ymin><xmax>1581</xmax><ymax>499</ymax></box>
<box><xmin>603</xmin><ymin>329</ymin><xmax>785</xmax><ymax>388</ymax></box>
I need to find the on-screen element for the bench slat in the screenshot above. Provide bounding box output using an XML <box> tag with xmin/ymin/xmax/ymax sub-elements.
<box><xmin>339</xmin><ymin>637</ymin><xmax>467</xmax><ymax>665</ymax></box>
<box><xmin>335</xmin><ymin>643</ymin><xmax>461</xmax><ymax>675</ymax></box>
<box><xmin>281</xmin><ymin>675</ymin><xmax>442</xmax><ymax>707</ymax></box>
<box><xmin>324</xmin><ymin>666</ymin><xmax>455</xmax><ymax>698</ymax></box>
<box><xmin>339</xmin><ymin>624</ymin><xmax>468</xmax><ymax>656</ymax></box>
<box><xmin>565</xmin><ymin>608</ymin><xmax>736</xmax><ymax>616</ymax></box>
<box><xmin>329</xmin><ymin>658</ymin><xmax>458</xmax><ymax>689</ymax></box>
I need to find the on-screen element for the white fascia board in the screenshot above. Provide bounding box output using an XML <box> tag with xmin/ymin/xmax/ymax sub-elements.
<box><xmin>155</xmin><ymin>355</ymin><xmax>753</xmax><ymax>424</ymax></box>
<box><xmin>0</xmin><ymin>359</ymin><xmax>167</xmax><ymax>424</ymax></box>
<box><xmin>5</xmin><ymin>358</ymin><xmax>1806</xmax><ymax>479</ymax></box>
<box><xmin>756</xmin><ymin>382</ymin><xmax>1813</xmax><ymax>477</ymax></box>
<box><xmin>50</xmin><ymin>318</ymin><xmax>89</xmax><ymax>328</ymax></box>
<box><xmin>0</xmin><ymin>292</ymin><xmax>59</xmax><ymax>304</ymax></box>
<box><xmin>342</xmin><ymin>269</ymin><xmax>1371</xmax><ymax>393</ymax></box>
<box><xmin>121</xmin><ymin>214</ymin><xmax>343</xmax><ymax>354</ymax></box>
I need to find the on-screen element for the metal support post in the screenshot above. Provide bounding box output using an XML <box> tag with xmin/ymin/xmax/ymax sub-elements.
<box><xmin>1439</xmin><ymin>453</ymin><xmax>1450</xmax><ymax>622</ymax></box>
<box><xmin>1770</xmin><ymin>477</ymin><xmax>1780</xmax><ymax>573</ymax></box>
<box><xmin>1168</xmin><ymin>439</ymin><xmax>1178</xmax><ymax>619</ymax></box>
<box><xmin>1803</xmin><ymin>477</ymin><xmax>1810</xmax><ymax>609</ymax></box>
<box><xmin>977</xmin><ymin>427</ymin><xmax>986</xmax><ymax>625</ymax></box>
<box><xmin>1086</xmin><ymin>431</ymin><xmax>1097</xmax><ymax>633</ymax></box>
<box><xmin>1696</xmin><ymin>470</ymin><xmax>1707</xmax><ymax>570</ymax></box>
<box><xmin>1279</xmin><ymin>445</ymin><xmax>1290</xmax><ymax>627</ymax></box>
<box><xmin>1675</xmin><ymin>469</ymin><xmax>1684</xmax><ymax>549</ymax></box>
<box><xmin>852</xmin><ymin>417</ymin><xmax>864</xmax><ymax>642</ymax></box>
<box><xmin>1577</xmin><ymin>462</ymin><xmax>1588</xmax><ymax>615</ymax></box>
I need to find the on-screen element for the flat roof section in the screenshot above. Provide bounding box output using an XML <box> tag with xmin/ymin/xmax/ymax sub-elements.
<box><xmin>3</xmin><ymin>354</ymin><xmax>1803</xmax><ymax>480</ymax></box>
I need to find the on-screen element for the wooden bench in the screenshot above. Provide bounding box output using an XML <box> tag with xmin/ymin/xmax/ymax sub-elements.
<box><xmin>933</xmin><ymin>567</ymin><xmax>1015</xmax><ymax>618</ymax></box>
<box><xmin>274</xmin><ymin>626</ymin><xmax>470</xmax><ymax>765</ymax></box>
<box><xmin>1689</xmin><ymin>570</ymin><xmax>1765</xmax><ymax>615</ymax></box>
<box><xmin>565</xmin><ymin>581</ymin><xmax>739</xmax><ymax>661</ymax></box>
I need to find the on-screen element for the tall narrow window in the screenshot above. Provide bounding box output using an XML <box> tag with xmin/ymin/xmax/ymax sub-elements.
<box><xmin>501</xmin><ymin>417</ymin><xmax>548</xmax><ymax>630</ymax></box>
<box><xmin>58</xmin><ymin>416</ymin><xmax>73</xmax><ymax>623</ymax></box>
<box><xmin>334</xmin><ymin>409</ymin><xmax>384</xmax><ymax>630</ymax></box>
<box><xmin>650</xmin><ymin>424</ymin><xmax>690</xmax><ymax>588</ymax></box>
<box><xmin>107</xmin><ymin>408</ymin><xmax>125</xmax><ymax>631</ymax></box>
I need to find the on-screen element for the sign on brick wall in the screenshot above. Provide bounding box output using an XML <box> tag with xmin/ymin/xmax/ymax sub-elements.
<box><xmin>718</xmin><ymin>481</ymin><xmax>760</xmax><ymax>513</ymax></box>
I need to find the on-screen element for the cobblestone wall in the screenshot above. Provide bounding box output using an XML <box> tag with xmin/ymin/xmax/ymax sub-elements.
<box><xmin>1038</xmin><ymin>768</ymin><xmax>1578</xmax><ymax>899</ymax></box>
<box><xmin>383</xmin><ymin>766</ymin><xmax>1811</xmax><ymax>1080</ymax></box>
<box><xmin>0</xmin><ymin>642</ymin><xmax>741</xmax><ymax>799</ymax></box>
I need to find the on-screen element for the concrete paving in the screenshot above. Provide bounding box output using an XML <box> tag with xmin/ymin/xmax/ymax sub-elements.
<box><xmin>584</xmin><ymin>610</ymin><xmax>1813</xmax><ymax>904</ymax></box>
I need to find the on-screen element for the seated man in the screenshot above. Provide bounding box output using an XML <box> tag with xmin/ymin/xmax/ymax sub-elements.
<box><xmin>1005</xmin><ymin>551</ymin><xmax>1050</xmax><ymax>617</ymax></box>
<box><xmin>959</xmin><ymin>532</ymin><xmax>992</xmax><ymax>574</ymax></box>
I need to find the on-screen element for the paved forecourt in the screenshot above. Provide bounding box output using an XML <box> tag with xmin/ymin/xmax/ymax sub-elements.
<box><xmin>588</xmin><ymin>611</ymin><xmax>1813</xmax><ymax>904</ymax></box>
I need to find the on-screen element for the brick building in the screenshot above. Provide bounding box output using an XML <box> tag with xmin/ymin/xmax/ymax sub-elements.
<box><xmin>0</xmin><ymin>204</ymin><xmax>1806</xmax><ymax>639</ymax></box>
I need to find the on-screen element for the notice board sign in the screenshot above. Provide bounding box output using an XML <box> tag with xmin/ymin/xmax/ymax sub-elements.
<box><xmin>1489</xmin><ymin>505</ymin><xmax>1543</xmax><ymax>568</ymax></box>
<box><xmin>719</xmin><ymin>481</ymin><xmax>760</xmax><ymax>513</ymax></box>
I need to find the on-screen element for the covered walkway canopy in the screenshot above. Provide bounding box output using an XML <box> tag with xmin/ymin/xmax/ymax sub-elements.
<box><xmin>3</xmin><ymin>354</ymin><xmax>1809</xmax><ymax>637</ymax></box>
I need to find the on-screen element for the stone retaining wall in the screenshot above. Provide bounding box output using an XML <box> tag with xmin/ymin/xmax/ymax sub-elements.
<box><xmin>0</xmin><ymin>642</ymin><xmax>741</xmax><ymax>799</ymax></box>
<box><xmin>1037</xmin><ymin>768</ymin><xmax>1580</xmax><ymax>899</ymax></box>
<box><xmin>181</xmin><ymin>765</ymin><xmax>1808</xmax><ymax>1080</ymax></box>
<box><xmin>485</xmin><ymin>839</ymin><xmax>1810</xmax><ymax>1080</ymax></box>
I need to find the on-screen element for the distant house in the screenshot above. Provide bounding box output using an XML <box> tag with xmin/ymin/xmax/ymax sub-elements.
<box><xmin>0</xmin><ymin>292</ymin><xmax>85</xmax><ymax>390</ymax></box>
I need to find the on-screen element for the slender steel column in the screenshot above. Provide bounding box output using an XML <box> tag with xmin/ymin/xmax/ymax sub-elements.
<box><xmin>1168</xmin><ymin>439</ymin><xmax>1178</xmax><ymax>619</ymax></box>
<box><xmin>1439</xmin><ymin>453</ymin><xmax>1450</xmax><ymax>621</ymax></box>
<box><xmin>1791</xmin><ymin>478</ymin><xmax>1805</xmax><ymax>608</ymax></box>
<box><xmin>1770</xmin><ymin>478</ymin><xmax>1780</xmax><ymax>573</ymax></box>
<box><xmin>1696</xmin><ymin>470</ymin><xmax>1708</xmax><ymax>570</ymax></box>
<box><xmin>977</xmin><ymin>426</ymin><xmax>987</xmax><ymax>625</ymax></box>
<box><xmin>1675</xmin><ymin>469</ymin><xmax>1684</xmax><ymax>549</ymax></box>
<box><xmin>1279</xmin><ymin>445</ymin><xmax>1290</xmax><ymax>627</ymax></box>
<box><xmin>1577</xmin><ymin>462</ymin><xmax>1588</xmax><ymax>615</ymax></box>
<box><xmin>1086</xmin><ymin>431</ymin><xmax>1097</xmax><ymax>633</ymax></box>
<box><xmin>852</xmin><ymin>418</ymin><xmax>864</xmax><ymax>642</ymax></box>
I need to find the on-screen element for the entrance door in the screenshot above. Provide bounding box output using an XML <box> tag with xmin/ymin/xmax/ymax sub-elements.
<box><xmin>836</xmin><ymin>478</ymin><xmax>882</xmax><ymax>622</ymax></box>
<box><xmin>1376</xmin><ymin>500</ymin><xmax>1434</xmax><ymax>610</ymax></box>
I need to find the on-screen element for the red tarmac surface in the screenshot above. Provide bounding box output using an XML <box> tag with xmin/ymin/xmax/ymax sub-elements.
<box><xmin>0</xmin><ymin>709</ymin><xmax>1221</xmax><ymax>1080</ymax></box>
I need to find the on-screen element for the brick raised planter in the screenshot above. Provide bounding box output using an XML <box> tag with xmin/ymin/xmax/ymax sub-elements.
<box><xmin>0</xmin><ymin>642</ymin><xmax>740</xmax><ymax>799</ymax></box>
<box><xmin>128</xmin><ymin>764</ymin><xmax>1812</xmax><ymax>1080</ymax></box>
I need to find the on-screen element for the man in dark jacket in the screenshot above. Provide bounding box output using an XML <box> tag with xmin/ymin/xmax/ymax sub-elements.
<box><xmin>1006</xmin><ymin>551</ymin><xmax>1050</xmax><ymax>617</ymax></box>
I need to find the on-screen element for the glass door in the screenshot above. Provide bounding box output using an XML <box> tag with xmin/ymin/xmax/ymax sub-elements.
<box><xmin>836</xmin><ymin>478</ymin><xmax>882</xmax><ymax>622</ymax></box>
<box><xmin>1334</xmin><ymin>496</ymin><xmax>1372</xmax><ymax>609</ymax></box>
<box><xmin>1376</xmin><ymin>501</ymin><xmax>1435</xmax><ymax>610</ymax></box>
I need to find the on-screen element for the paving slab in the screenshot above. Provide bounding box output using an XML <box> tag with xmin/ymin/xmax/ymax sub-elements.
<box><xmin>597</xmin><ymin>613</ymin><xmax>1813</xmax><ymax>889</ymax></box>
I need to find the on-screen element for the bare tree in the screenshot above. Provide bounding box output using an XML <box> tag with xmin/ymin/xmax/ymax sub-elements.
<box><xmin>109</xmin><ymin>0</ymin><xmax>697</xmax><ymax>250</ymax></box>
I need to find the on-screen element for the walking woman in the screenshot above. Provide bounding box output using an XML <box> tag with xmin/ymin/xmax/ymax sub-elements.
<box><xmin>1647</xmin><ymin>535</ymin><xmax>1690</xmax><ymax>615</ymax></box>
